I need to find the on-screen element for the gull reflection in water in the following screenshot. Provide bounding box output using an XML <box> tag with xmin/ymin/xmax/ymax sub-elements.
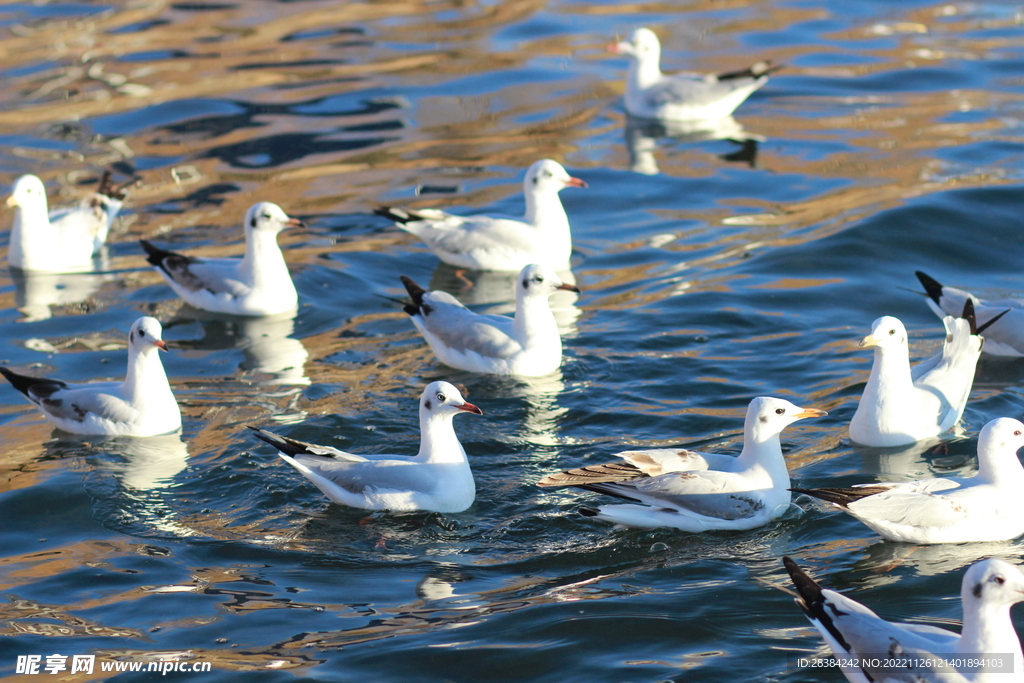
<box><xmin>92</xmin><ymin>432</ymin><xmax>190</xmax><ymax>491</ymax></box>
<box><xmin>854</xmin><ymin>537</ymin><xmax>1022</xmax><ymax>583</ymax></box>
<box><xmin>427</xmin><ymin>262</ymin><xmax>581</xmax><ymax>334</ymax></box>
<box><xmin>624</xmin><ymin>114</ymin><xmax>764</xmax><ymax>175</ymax></box>
<box><xmin>10</xmin><ymin>263</ymin><xmax>114</xmax><ymax>321</ymax></box>
<box><xmin>851</xmin><ymin>434</ymin><xmax>975</xmax><ymax>483</ymax></box>
<box><xmin>173</xmin><ymin>309</ymin><xmax>310</xmax><ymax>388</ymax></box>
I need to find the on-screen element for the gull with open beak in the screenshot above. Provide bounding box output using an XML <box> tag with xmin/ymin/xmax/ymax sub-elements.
<box><xmin>538</xmin><ymin>397</ymin><xmax>826</xmax><ymax>531</ymax></box>
<box><xmin>0</xmin><ymin>317</ymin><xmax>180</xmax><ymax>436</ymax></box>
<box><xmin>376</xmin><ymin>159</ymin><xmax>586</xmax><ymax>272</ymax></box>
<box><xmin>140</xmin><ymin>202</ymin><xmax>303</xmax><ymax>317</ymax></box>
<box><xmin>848</xmin><ymin>300</ymin><xmax>999</xmax><ymax>447</ymax></box>
<box><xmin>250</xmin><ymin>381</ymin><xmax>482</xmax><ymax>513</ymax></box>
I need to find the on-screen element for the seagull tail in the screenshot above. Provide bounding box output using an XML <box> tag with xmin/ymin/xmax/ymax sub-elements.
<box><xmin>915</xmin><ymin>270</ymin><xmax>944</xmax><ymax>305</ymax></box>
<box><xmin>782</xmin><ymin>557</ymin><xmax>852</xmax><ymax>651</ymax></box>
<box><xmin>248</xmin><ymin>426</ymin><xmax>320</xmax><ymax>458</ymax></box>
<box><xmin>789</xmin><ymin>485</ymin><xmax>890</xmax><ymax>508</ymax></box>
<box><xmin>399</xmin><ymin>275</ymin><xmax>429</xmax><ymax>316</ymax></box>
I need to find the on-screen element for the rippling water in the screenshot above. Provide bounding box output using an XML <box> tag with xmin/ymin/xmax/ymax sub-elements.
<box><xmin>3</xmin><ymin>0</ymin><xmax>1024</xmax><ymax>681</ymax></box>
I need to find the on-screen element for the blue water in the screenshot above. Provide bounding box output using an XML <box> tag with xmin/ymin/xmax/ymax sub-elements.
<box><xmin>3</xmin><ymin>1</ymin><xmax>1024</xmax><ymax>681</ymax></box>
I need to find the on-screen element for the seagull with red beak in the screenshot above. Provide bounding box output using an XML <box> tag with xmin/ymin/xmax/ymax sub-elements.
<box><xmin>140</xmin><ymin>202</ymin><xmax>303</xmax><ymax>316</ymax></box>
<box><xmin>0</xmin><ymin>316</ymin><xmax>181</xmax><ymax>436</ymax></box>
<box><xmin>250</xmin><ymin>381</ymin><xmax>482</xmax><ymax>513</ymax></box>
<box><xmin>376</xmin><ymin>159</ymin><xmax>586</xmax><ymax>272</ymax></box>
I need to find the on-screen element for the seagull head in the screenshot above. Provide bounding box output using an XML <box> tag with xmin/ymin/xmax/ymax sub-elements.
<box><xmin>610</xmin><ymin>27</ymin><xmax>661</xmax><ymax>63</ymax></box>
<box><xmin>7</xmin><ymin>174</ymin><xmax>47</xmax><ymax>210</ymax></box>
<box><xmin>524</xmin><ymin>159</ymin><xmax>587</xmax><ymax>196</ymax></box>
<box><xmin>977</xmin><ymin>417</ymin><xmax>1024</xmax><ymax>460</ymax></box>
<box><xmin>129</xmin><ymin>316</ymin><xmax>169</xmax><ymax>352</ymax></box>
<box><xmin>420</xmin><ymin>381</ymin><xmax>482</xmax><ymax>419</ymax></box>
<box><xmin>962</xmin><ymin>558</ymin><xmax>1024</xmax><ymax>609</ymax></box>
<box><xmin>244</xmin><ymin>202</ymin><xmax>304</xmax><ymax>234</ymax></box>
<box><xmin>516</xmin><ymin>264</ymin><xmax>580</xmax><ymax>300</ymax></box>
<box><xmin>745</xmin><ymin>396</ymin><xmax>827</xmax><ymax>441</ymax></box>
<box><xmin>860</xmin><ymin>316</ymin><xmax>908</xmax><ymax>351</ymax></box>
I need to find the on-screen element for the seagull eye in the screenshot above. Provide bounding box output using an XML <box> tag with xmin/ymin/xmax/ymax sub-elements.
<box><xmin>1016</xmin><ymin>431</ymin><xmax>1022</xmax><ymax>437</ymax></box>
<box><xmin>261</xmin><ymin>213</ymin><xmax>271</xmax><ymax>220</ymax></box>
<box><xmin>138</xmin><ymin>329</ymin><xmax>146</xmax><ymax>337</ymax></box>
<box><xmin>436</xmin><ymin>392</ymin><xmax>446</xmax><ymax>402</ymax></box>
<box><xmin>534</xmin><ymin>276</ymin><xmax>544</xmax><ymax>283</ymax></box>
<box><xmin>888</xmin><ymin>329</ymin><xmax>895</xmax><ymax>335</ymax></box>
<box><xmin>775</xmin><ymin>408</ymin><xmax>785</xmax><ymax>415</ymax></box>
<box><xmin>995</xmin><ymin>576</ymin><xmax>1006</xmax><ymax>585</ymax></box>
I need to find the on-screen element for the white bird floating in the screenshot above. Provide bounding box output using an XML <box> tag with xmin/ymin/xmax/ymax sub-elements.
<box><xmin>7</xmin><ymin>171</ymin><xmax>130</xmax><ymax>273</ymax></box>
<box><xmin>611</xmin><ymin>27</ymin><xmax>781</xmax><ymax>121</ymax></box>
<box><xmin>848</xmin><ymin>301</ymin><xmax>1001</xmax><ymax>448</ymax></box>
<box><xmin>376</xmin><ymin>159</ymin><xmax>586</xmax><ymax>272</ymax></box>
<box><xmin>0</xmin><ymin>317</ymin><xmax>180</xmax><ymax>437</ymax></box>
<box><xmin>784</xmin><ymin>556</ymin><xmax>1024</xmax><ymax>683</ymax></box>
<box><xmin>917</xmin><ymin>270</ymin><xmax>1024</xmax><ymax>357</ymax></box>
<box><xmin>250</xmin><ymin>381</ymin><xmax>482</xmax><ymax>513</ymax></box>
<box><xmin>140</xmin><ymin>202</ymin><xmax>302</xmax><ymax>317</ymax></box>
<box><xmin>537</xmin><ymin>396</ymin><xmax>826</xmax><ymax>531</ymax></box>
<box><xmin>400</xmin><ymin>263</ymin><xmax>580</xmax><ymax>377</ymax></box>
<box><xmin>793</xmin><ymin>417</ymin><xmax>1024</xmax><ymax>544</ymax></box>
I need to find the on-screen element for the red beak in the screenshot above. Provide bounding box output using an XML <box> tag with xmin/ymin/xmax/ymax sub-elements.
<box><xmin>285</xmin><ymin>217</ymin><xmax>305</xmax><ymax>229</ymax></box>
<box><xmin>556</xmin><ymin>283</ymin><xmax>581</xmax><ymax>293</ymax></box>
<box><xmin>566</xmin><ymin>177</ymin><xmax>588</xmax><ymax>189</ymax></box>
<box><xmin>457</xmin><ymin>401</ymin><xmax>483</xmax><ymax>415</ymax></box>
<box><xmin>153</xmin><ymin>339</ymin><xmax>169</xmax><ymax>351</ymax></box>
<box><xmin>608</xmin><ymin>42</ymin><xmax>622</xmax><ymax>53</ymax></box>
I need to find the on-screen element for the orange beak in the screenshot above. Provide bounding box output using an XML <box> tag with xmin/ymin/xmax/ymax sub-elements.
<box><xmin>457</xmin><ymin>401</ymin><xmax>483</xmax><ymax>415</ymax></box>
<box><xmin>557</xmin><ymin>283</ymin><xmax>581</xmax><ymax>293</ymax></box>
<box><xmin>794</xmin><ymin>408</ymin><xmax>827</xmax><ymax>419</ymax></box>
<box><xmin>153</xmin><ymin>339</ymin><xmax>169</xmax><ymax>351</ymax></box>
<box><xmin>566</xmin><ymin>177</ymin><xmax>588</xmax><ymax>188</ymax></box>
<box><xmin>285</xmin><ymin>217</ymin><xmax>305</xmax><ymax>229</ymax></box>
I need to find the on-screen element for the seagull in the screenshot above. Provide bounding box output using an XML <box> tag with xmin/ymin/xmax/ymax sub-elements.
<box><xmin>400</xmin><ymin>263</ymin><xmax>580</xmax><ymax>377</ymax></box>
<box><xmin>375</xmin><ymin>159</ymin><xmax>587</xmax><ymax>272</ymax></box>
<box><xmin>611</xmin><ymin>27</ymin><xmax>781</xmax><ymax>121</ymax></box>
<box><xmin>537</xmin><ymin>397</ymin><xmax>826</xmax><ymax>531</ymax></box>
<box><xmin>784</xmin><ymin>555</ymin><xmax>1024</xmax><ymax>683</ymax></box>
<box><xmin>140</xmin><ymin>202</ymin><xmax>302</xmax><ymax>317</ymax></box>
<box><xmin>0</xmin><ymin>317</ymin><xmax>180</xmax><ymax>437</ymax></box>
<box><xmin>249</xmin><ymin>381</ymin><xmax>482</xmax><ymax>513</ymax></box>
<box><xmin>917</xmin><ymin>270</ymin><xmax>1024</xmax><ymax>357</ymax></box>
<box><xmin>793</xmin><ymin>417</ymin><xmax>1024</xmax><ymax>544</ymax></box>
<box><xmin>848</xmin><ymin>301</ymin><xmax>997</xmax><ymax>448</ymax></box>
<box><xmin>7</xmin><ymin>171</ymin><xmax>130</xmax><ymax>273</ymax></box>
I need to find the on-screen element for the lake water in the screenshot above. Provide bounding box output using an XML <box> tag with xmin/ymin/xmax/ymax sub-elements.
<box><xmin>3</xmin><ymin>0</ymin><xmax>1024</xmax><ymax>681</ymax></box>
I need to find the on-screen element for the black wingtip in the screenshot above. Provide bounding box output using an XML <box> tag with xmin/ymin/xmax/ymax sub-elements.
<box><xmin>782</xmin><ymin>557</ymin><xmax>852</xmax><ymax>651</ymax></box>
<box><xmin>915</xmin><ymin>271</ymin><xmax>944</xmax><ymax>304</ymax></box>
<box><xmin>962</xmin><ymin>298</ymin><xmax>978</xmax><ymax>335</ymax></box>
<box><xmin>977</xmin><ymin>308</ymin><xmax>1011</xmax><ymax>335</ymax></box>
<box><xmin>400</xmin><ymin>275</ymin><xmax>429</xmax><ymax>316</ymax></box>
<box><xmin>578</xmin><ymin>506</ymin><xmax>601</xmax><ymax>517</ymax></box>
<box><xmin>717</xmin><ymin>60</ymin><xmax>784</xmax><ymax>81</ymax></box>
<box><xmin>139</xmin><ymin>239</ymin><xmax>181</xmax><ymax>268</ymax></box>
<box><xmin>0</xmin><ymin>365</ymin><xmax>62</xmax><ymax>399</ymax></box>
<box><xmin>95</xmin><ymin>169</ymin><xmax>136</xmax><ymax>201</ymax></box>
<box><xmin>375</xmin><ymin>206</ymin><xmax>417</xmax><ymax>224</ymax></box>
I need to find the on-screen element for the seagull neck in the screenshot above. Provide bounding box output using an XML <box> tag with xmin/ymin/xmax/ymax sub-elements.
<box><xmin>975</xmin><ymin>445</ymin><xmax>1024</xmax><ymax>485</ymax></box>
<box><xmin>735</xmin><ymin>432</ymin><xmax>790</xmax><ymax>486</ymax></box>
<box><xmin>629</xmin><ymin>54</ymin><xmax>663</xmax><ymax>91</ymax></box>
<box><xmin>958</xmin><ymin>601</ymin><xmax>1022</xmax><ymax>664</ymax></box>
<box><xmin>864</xmin><ymin>345</ymin><xmax>914</xmax><ymax>404</ymax></box>
<box><xmin>523</xmin><ymin>186</ymin><xmax>569</xmax><ymax>232</ymax></box>
<box><xmin>240</xmin><ymin>229</ymin><xmax>289</xmax><ymax>284</ymax></box>
<box><xmin>514</xmin><ymin>295</ymin><xmax>559</xmax><ymax>345</ymax></box>
<box><xmin>417</xmin><ymin>413</ymin><xmax>468</xmax><ymax>464</ymax></box>
<box><xmin>9</xmin><ymin>204</ymin><xmax>53</xmax><ymax>263</ymax></box>
<box><xmin>123</xmin><ymin>345</ymin><xmax>171</xmax><ymax>403</ymax></box>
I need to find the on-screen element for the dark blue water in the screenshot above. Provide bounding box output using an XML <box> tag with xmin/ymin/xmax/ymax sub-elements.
<box><xmin>3</xmin><ymin>1</ymin><xmax>1024</xmax><ymax>681</ymax></box>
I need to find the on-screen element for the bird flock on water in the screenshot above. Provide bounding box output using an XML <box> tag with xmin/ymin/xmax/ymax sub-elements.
<box><xmin>4</xmin><ymin>26</ymin><xmax>1024</xmax><ymax>682</ymax></box>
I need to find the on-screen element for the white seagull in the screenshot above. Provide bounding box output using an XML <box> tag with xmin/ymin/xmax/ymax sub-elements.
<box><xmin>140</xmin><ymin>202</ymin><xmax>302</xmax><ymax>317</ymax></box>
<box><xmin>537</xmin><ymin>397</ymin><xmax>826</xmax><ymax>531</ymax></box>
<box><xmin>848</xmin><ymin>302</ymin><xmax>994</xmax><ymax>448</ymax></box>
<box><xmin>611</xmin><ymin>27</ymin><xmax>781</xmax><ymax>121</ymax></box>
<box><xmin>250</xmin><ymin>381</ymin><xmax>482</xmax><ymax>513</ymax></box>
<box><xmin>784</xmin><ymin>556</ymin><xmax>1024</xmax><ymax>683</ymax></box>
<box><xmin>400</xmin><ymin>263</ymin><xmax>580</xmax><ymax>377</ymax></box>
<box><xmin>917</xmin><ymin>270</ymin><xmax>1024</xmax><ymax>357</ymax></box>
<box><xmin>7</xmin><ymin>171</ymin><xmax>129</xmax><ymax>273</ymax></box>
<box><xmin>0</xmin><ymin>317</ymin><xmax>180</xmax><ymax>437</ymax></box>
<box><xmin>793</xmin><ymin>417</ymin><xmax>1024</xmax><ymax>544</ymax></box>
<box><xmin>375</xmin><ymin>159</ymin><xmax>587</xmax><ymax>272</ymax></box>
